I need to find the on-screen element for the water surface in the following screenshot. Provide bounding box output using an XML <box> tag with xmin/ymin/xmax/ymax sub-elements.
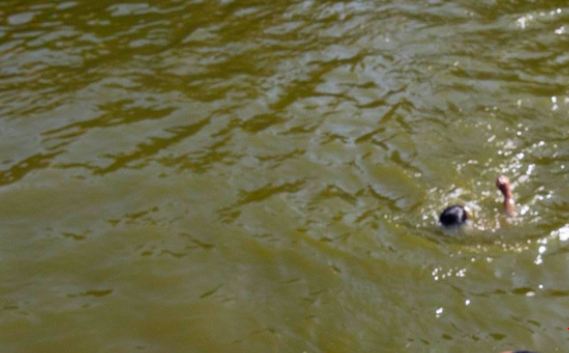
<box><xmin>1</xmin><ymin>1</ymin><xmax>569</xmax><ymax>352</ymax></box>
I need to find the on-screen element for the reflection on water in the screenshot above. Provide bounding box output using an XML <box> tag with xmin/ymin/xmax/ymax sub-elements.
<box><xmin>1</xmin><ymin>0</ymin><xmax>569</xmax><ymax>352</ymax></box>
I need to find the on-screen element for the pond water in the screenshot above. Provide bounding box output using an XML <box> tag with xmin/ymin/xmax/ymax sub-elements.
<box><xmin>1</xmin><ymin>1</ymin><xmax>569</xmax><ymax>352</ymax></box>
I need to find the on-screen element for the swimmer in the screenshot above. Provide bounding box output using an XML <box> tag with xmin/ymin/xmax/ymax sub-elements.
<box><xmin>439</xmin><ymin>175</ymin><xmax>515</xmax><ymax>228</ymax></box>
<box><xmin>439</xmin><ymin>204</ymin><xmax>468</xmax><ymax>227</ymax></box>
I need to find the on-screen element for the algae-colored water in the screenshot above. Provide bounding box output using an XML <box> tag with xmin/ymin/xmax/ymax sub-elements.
<box><xmin>1</xmin><ymin>1</ymin><xmax>569</xmax><ymax>352</ymax></box>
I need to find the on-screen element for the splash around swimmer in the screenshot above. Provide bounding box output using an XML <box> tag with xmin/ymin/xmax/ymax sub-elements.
<box><xmin>439</xmin><ymin>175</ymin><xmax>515</xmax><ymax>228</ymax></box>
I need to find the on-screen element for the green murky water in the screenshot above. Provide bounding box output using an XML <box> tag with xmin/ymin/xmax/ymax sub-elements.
<box><xmin>1</xmin><ymin>1</ymin><xmax>569</xmax><ymax>352</ymax></box>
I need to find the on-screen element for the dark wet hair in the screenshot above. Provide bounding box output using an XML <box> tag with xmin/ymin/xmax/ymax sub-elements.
<box><xmin>439</xmin><ymin>205</ymin><xmax>468</xmax><ymax>227</ymax></box>
<box><xmin>512</xmin><ymin>351</ymin><xmax>539</xmax><ymax>353</ymax></box>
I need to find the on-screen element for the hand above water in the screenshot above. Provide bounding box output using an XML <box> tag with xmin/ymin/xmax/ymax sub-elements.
<box><xmin>496</xmin><ymin>175</ymin><xmax>516</xmax><ymax>217</ymax></box>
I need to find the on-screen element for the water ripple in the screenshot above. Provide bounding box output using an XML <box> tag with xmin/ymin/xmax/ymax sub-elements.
<box><xmin>2</xmin><ymin>1</ymin><xmax>569</xmax><ymax>352</ymax></box>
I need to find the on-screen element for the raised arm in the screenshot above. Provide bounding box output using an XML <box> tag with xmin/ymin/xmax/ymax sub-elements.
<box><xmin>496</xmin><ymin>175</ymin><xmax>516</xmax><ymax>217</ymax></box>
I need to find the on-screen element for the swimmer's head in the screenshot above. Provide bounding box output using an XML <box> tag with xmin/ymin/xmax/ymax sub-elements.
<box><xmin>439</xmin><ymin>204</ymin><xmax>468</xmax><ymax>227</ymax></box>
<box><xmin>500</xmin><ymin>351</ymin><xmax>539</xmax><ymax>353</ymax></box>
